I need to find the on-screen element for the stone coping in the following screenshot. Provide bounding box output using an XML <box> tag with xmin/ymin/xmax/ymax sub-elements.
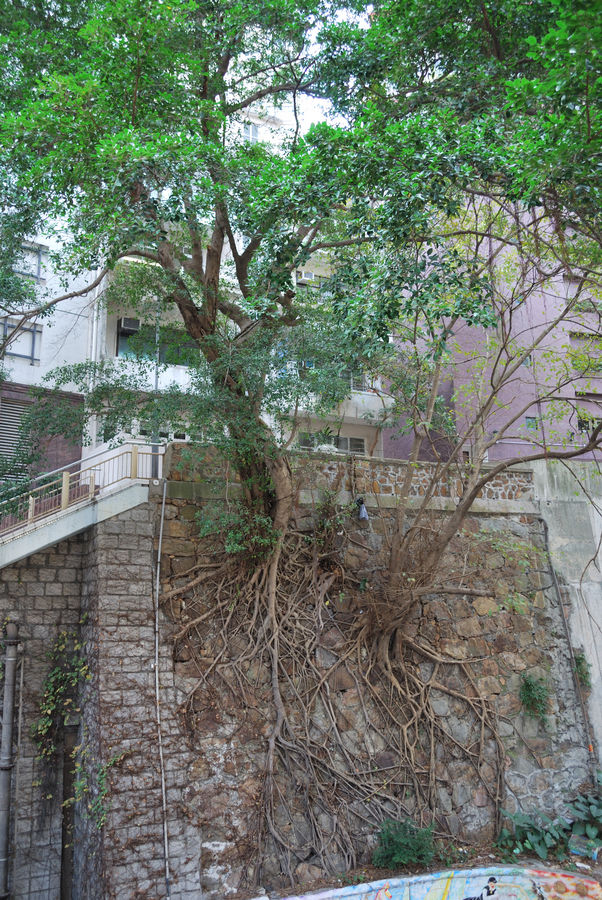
<box><xmin>250</xmin><ymin>866</ymin><xmax>602</xmax><ymax>900</ymax></box>
<box><xmin>289</xmin><ymin>450</ymin><xmax>535</xmax><ymax>475</ymax></box>
<box><xmin>150</xmin><ymin>481</ymin><xmax>538</xmax><ymax>514</ymax></box>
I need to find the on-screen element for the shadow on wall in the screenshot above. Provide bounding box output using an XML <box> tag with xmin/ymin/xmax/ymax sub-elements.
<box><xmin>254</xmin><ymin>867</ymin><xmax>602</xmax><ymax>900</ymax></box>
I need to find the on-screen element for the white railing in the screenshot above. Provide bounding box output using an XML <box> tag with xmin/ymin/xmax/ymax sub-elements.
<box><xmin>0</xmin><ymin>443</ymin><xmax>163</xmax><ymax>539</ymax></box>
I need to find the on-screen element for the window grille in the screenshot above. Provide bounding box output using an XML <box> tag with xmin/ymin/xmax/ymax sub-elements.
<box><xmin>14</xmin><ymin>244</ymin><xmax>48</xmax><ymax>281</ymax></box>
<box><xmin>115</xmin><ymin>318</ymin><xmax>198</xmax><ymax>366</ymax></box>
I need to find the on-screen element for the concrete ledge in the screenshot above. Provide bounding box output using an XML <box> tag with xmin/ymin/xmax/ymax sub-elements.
<box><xmin>0</xmin><ymin>484</ymin><xmax>150</xmax><ymax>568</ymax></box>
<box><xmin>299</xmin><ymin>489</ymin><xmax>538</xmax><ymax>515</ymax></box>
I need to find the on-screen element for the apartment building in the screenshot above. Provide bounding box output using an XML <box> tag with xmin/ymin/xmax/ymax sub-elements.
<box><xmin>3</xmin><ymin>238</ymin><xmax>602</xmax><ymax>473</ymax></box>
<box><xmin>0</xmin><ymin>246</ymin><xmax>391</xmax><ymax>469</ymax></box>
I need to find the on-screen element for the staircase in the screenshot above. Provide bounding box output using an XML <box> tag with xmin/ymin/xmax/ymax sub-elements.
<box><xmin>0</xmin><ymin>443</ymin><xmax>163</xmax><ymax>568</ymax></box>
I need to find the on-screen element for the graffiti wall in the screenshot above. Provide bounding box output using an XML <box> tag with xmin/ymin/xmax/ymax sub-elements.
<box><xmin>258</xmin><ymin>867</ymin><xmax>602</xmax><ymax>900</ymax></box>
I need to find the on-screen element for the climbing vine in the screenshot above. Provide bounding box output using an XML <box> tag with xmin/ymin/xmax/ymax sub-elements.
<box><xmin>31</xmin><ymin>629</ymin><xmax>89</xmax><ymax>760</ymax></box>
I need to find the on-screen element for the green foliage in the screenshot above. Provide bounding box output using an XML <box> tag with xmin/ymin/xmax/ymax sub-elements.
<box><xmin>197</xmin><ymin>502</ymin><xmax>278</xmax><ymax>564</ymax></box>
<box><xmin>497</xmin><ymin>809</ymin><xmax>571</xmax><ymax>861</ymax></box>
<box><xmin>89</xmin><ymin>752</ymin><xmax>128</xmax><ymax>829</ymax></box>
<box><xmin>573</xmin><ymin>651</ymin><xmax>592</xmax><ymax>689</ymax></box>
<box><xmin>497</xmin><ymin>774</ymin><xmax>602</xmax><ymax>861</ymax></box>
<box><xmin>372</xmin><ymin>819</ymin><xmax>435</xmax><ymax>868</ymax></box>
<box><xmin>313</xmin><ymin>489</ymin><xmax>354</xmax><ymax>549</ymax></box>
<box><xmin>519</xmin><ymin>673</ymin><xmax>549</xmax><ymax>724</ymax></box>
<box><xmin>565</xmin><ymin>774</ymin><xmax>602</xmax><ymax>843</ymax></box>
<box><xmin>503</xmin><ymin>592</ymin><xmax>529</xmax><ymax>615</ymax></box>
<box><xmin>31</xmin><ymin>630</ymin><xmax>89</xmax><ymax>760</ymax></box>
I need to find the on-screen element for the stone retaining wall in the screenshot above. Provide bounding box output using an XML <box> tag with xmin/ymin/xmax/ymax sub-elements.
<box><xmin>0</xmin><ymin>452</ymin><xmax>594</xmax><ymax>899</ymax></box>
<box><xmin>164</xmin><ymin>444</ymin><xmax>535</xmax><ymax>505</ymax></box>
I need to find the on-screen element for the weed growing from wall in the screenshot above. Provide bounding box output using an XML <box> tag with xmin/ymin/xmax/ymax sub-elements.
<box><xmin>497</xmin><ymin>773</ymin><xmax>602</xmax><ymax>860</ymax></box>
<box><xmin>519</xmin><ymin>673</ymin><xmax>549</xmax><ymax>725</ymax></box>
<box><xmin>573</xmin><ymin>651</ymin><xmax>592</xmax><ymax>689</ymax></box>
<box><xmin>197</xmin><ymin>501</ymin><xmax>277</xmax><ymax>564</ymax></box>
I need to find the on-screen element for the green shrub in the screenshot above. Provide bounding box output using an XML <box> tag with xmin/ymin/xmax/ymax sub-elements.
<box><xmin>196</xmin><ymin>501</ymin><xmax>277</xmax><ymax>563</ymax></box>
<box><xmin>497</xmin><ymin>773</ymin><xmax>602</xmax><ymax>860</ymax></box>
<box><xmin>373</xmin><ymin>819</ymin><xmax>435</xmax><ymax>868</ymax></box>
<box><xmin>565</xmin><ymin>775</ymin><xmax>602</xmax><ymax>841</ymax></box>
<box><xmin>497</xmin><ymin>809</ymin><xmax>570</xmax><ymax>860</ymax></box>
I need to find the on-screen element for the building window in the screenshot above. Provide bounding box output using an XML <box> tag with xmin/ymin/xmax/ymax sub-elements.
<box><xmin>295</xmin><ymin>271</ymin><xmax>329</xmax><ymax>292</ymax></box>
<box><xmin>116</xmin><ymin>317</ymin><xmax>141</xmax><ymax>357</ymax></box>
<box><xmin>138</xmin><ymin>425</ymin><xmax>189</xmax><ymax>442</ymax></box>
<box><xmin>0</xmin><ymin>318</ymin><xmax>42</xmax><ymax>365</ymax></box>
<box><xmin>298</xmin><ymin>432</ymin><xmax>365</xmax><ymax>454</ymax></box>
<box><xmin>525</xmin><ymin>416</ymin><xmax>539</xmax><ymax>430</ymax></box>
<box><xmin>115</xmin><ymin>318</ymin><xmax>198</xmax><ymax>366</ymax></box>
<box><xmin>243</xmin><ymin>122</ymin><xmax>260</xmax><ymax>143</ymax></box>
<box><xmin>14</xmin><ymin>244</ymin><xmax>48</xmax><ymax>281</ymax></box>
<box><xmin>577</xmin><ymin>414</ymin><xmax>602</xmax><ymax>436</ymax></box>
<box><xmin>342</xmin><ymin>369</ymin><xmax>373</xmax><ymax>392</ymax></box>
<box><xmin>570</xmin><ymin>333</ymin><xmax>602</xmax><ymax>373</ymax></box>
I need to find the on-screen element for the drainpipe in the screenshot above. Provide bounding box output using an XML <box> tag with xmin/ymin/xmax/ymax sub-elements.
<box><xmin>0</xmin><ymin>622</ymin><xmax>19</xmax><ymax>898</ymax></box>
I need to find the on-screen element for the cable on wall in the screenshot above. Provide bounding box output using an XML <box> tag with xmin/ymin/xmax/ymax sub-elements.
<box><xmin>154</xmin><ymin>480</ymin><xmax>171</xmax><ymax>897</ymax></box>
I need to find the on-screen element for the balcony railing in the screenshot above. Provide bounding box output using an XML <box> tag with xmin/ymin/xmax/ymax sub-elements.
<box><xmin>0</xmin><ymin>443</ymin><xmax>163</xmax><ymax>539</ymax></box>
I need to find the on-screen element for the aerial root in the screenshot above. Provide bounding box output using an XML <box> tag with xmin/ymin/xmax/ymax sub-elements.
<box><xmin>164</xmin><ymin>528</ymin><xmax>505</xmax><ymax>886</ymax></box>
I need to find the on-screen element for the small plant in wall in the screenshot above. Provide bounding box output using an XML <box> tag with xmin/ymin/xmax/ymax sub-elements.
<box><xmin>519</xmin><ymin>673</ymin><xmax>549</xmax><ymax>725</ymax></box>
<box><xmin>573</xmin><ymin>651</ymin><xmax>592</xmax><ymax>690</ymax></box>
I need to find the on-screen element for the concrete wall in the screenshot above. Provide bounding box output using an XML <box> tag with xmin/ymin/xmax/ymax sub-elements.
<box><xmin>532</xmin><ymin>460</ymin><xmax>602</xmax><ymax>766</ymax></box>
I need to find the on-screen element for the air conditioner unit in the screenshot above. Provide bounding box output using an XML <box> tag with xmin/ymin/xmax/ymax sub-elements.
<box><xmin>118</xmin><ymin>317</ymin><xmax>140</xmax><ymax>333</ymax></box>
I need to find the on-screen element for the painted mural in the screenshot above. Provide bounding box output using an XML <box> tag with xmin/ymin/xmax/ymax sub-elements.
<box><xmin>257</xmin><ymin>866</ymin><xmax>602</xmax><ymax>900</ymax></box>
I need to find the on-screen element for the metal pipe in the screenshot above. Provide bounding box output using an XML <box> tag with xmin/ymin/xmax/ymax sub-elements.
<box><xmin>0</xmin><ymin>622</ymin><xmax>19</xmax><ymax>898</ymax></box>
<box><xmin>154</xmin><ymin>481</ymin><xmax>171</xmax><ymax>897</ymax></box>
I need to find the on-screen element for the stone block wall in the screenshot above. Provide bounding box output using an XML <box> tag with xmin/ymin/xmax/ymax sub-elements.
<box><xmin>0</xmin><ymin>506</ymin><xmax>203</xmax><ymax>899</ymax></box>
<box><xmin>0</xmin><ymin>536</ymin><xmax>84</xmax><ymax>899</ymax></box>
<box><xmin>156</xmin><ymin>487</ymin><xmax>592</xmax><ymax>895</ymax></box>
<box><xmin>73</xmin><ymin>505</ymin><xmax>202</xmax><ymax>899</ymax></box>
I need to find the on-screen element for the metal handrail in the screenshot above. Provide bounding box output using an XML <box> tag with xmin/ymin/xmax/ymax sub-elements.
<box><xmin>0</xmin><ymin>443</ymin><xmax>163</xmax><ymax>539</ymax></box>
<box><xmin>7</xmin><ymin>439</ymin><xmax>159</xmax><ymax>491</ymax></box>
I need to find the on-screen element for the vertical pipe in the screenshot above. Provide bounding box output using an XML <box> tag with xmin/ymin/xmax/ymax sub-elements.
<box><xmin>0</xmin><ymin>622</ymin><xmax>19</xmax><ymax>898</ymax></box>
<box><xmin>154</xmin><ymin>480</ymin><xmax>171</xmax><ymax>897</ymax></box>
